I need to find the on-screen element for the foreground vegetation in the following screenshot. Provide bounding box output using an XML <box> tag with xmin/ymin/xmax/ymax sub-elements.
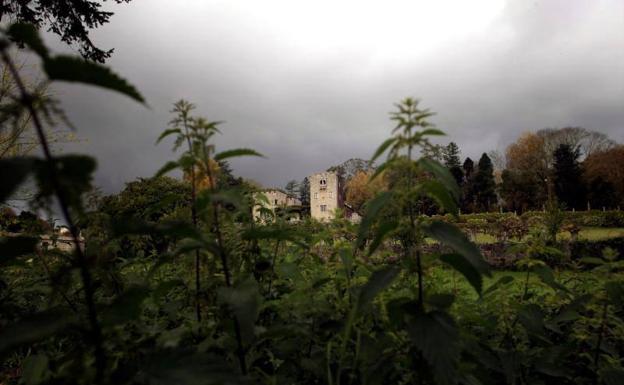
<box><xmin>0</xmin><ymin>24</ymin><xmax>623</xmax><ymax>385</ymax></box>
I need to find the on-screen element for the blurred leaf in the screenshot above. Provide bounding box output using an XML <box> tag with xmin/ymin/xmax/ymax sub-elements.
<box><xmin>356</xmin><ymin>191</ymin><xmax>393</xmax><ymax>250</ymax></box>
<box><xmin>420</xmin><ymin>180</ymin><xmax>458</xmax><ymax>216</ymax></box>
<box><xmin>440</xmin><ymin>253</ymin><xmax>483</xmax><ymax>295</ymax></box>
<box><xmin>367</xmin><ymin>220</ymin><xmax>398</xmax><ymax>256</ymax></box>
<box><xmin>601</xmin><ymin>368</ymin><xmax>624</xmax><ymax>385</ymax></box>
<box><xmin>44</xmin><ymin>55</ymin><xmax>145</xmax><ymax>103</ymax></box>
<box><xmin>482</xmin><ymin>275</ymin><xmax>514</xmax><ymax>296</ymax></box>
<box><xmin>7</xmin><ymin>23</ymin><xmax>49</xmax><ymax>58</ymax></box>
<box><xmin>605</xmin><ymin>281</ymin><xmax>624</xmax><ymax>309</ymax></box>
<box><xmin>425</xmin><ymin>221</ymin><xmax>490</xmax><ymax>276</ymax></box>
<box><xmin>140</xmin><ymin>350</ymin><xmax>245</xmax><ymax>385</ymax></box>
<box><xmin>407</xmin><ymin>310</ymin><xmax>459</xmax><ymax>385</ymax></box>
<box><xmin>19</xmin><ymin>354</ymin><xmax>49</xmax><ymax>385</ymax></box>
<box><xmin>518</xmin><ymin>304</ymin><xmax>545</xmax><ymax>336</ymax></box>
<box><xmin>156</xmin><ymin>128</ymin><xmax>182</xmax><ymax>144</ymax></box>
<box><xmin>533</xmin><ymin>265</ymin><xmax>570</xmax><ymax>293</ymax></box>
<box><xmin>218</xmin><ymin>277</ymin><xmax>261</xmax><ymax>345</ymax></box>
<box><xmin>426</xmin><ymin>293</ymin><xmax>455</xmax><ymax>310</ymax></box>
<box><xmin>154</xmin><ymin>160</ymin><xmax>180</xmax><ymax>178</ymax></box>
<box><xmin>101</xmin><ymin>286</ymin><xmax>150</xmax><ymax>326</ymax></box>
<box><xmin>0</xmin><ymin>309</ymin><xmax>75</xmax><ymax>354</ymax></box>
<box><xmin>420</xmin><ymin>128</ymin><xmax>446</xmax><ymax>136</ymax></box>
<box><xmin>0</xmin><ymin>236</ymin><xmax>38</xmax><ymax>260</ymax></box>
<box><xmin>0</xmin><ymin>157</ymin><xmax>35</xmax><ymax>202</ymax></box>
<box><xmin>418</xmin><ymin>158</ymin><xmax>460</xmax><ymax>200</ymax></box>
<box><xmin>371</xmin><ymin>137</ymin><xmax>398</xmax><ymax>162</ymax></box>
<box><xmin>356</xmin><ymin>266</ymin><xmax>400</xmax><ymax>314</ymax></box>
<box><xmin>214</xmin><ymin>148</ymin><xmax>263</xmax><ymax>161</ymax></box>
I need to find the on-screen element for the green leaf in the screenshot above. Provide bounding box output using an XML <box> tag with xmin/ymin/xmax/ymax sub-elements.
<box><xmin>420</xmin><ymin>180</ymin><xmax>458</xmax><ymax>216</ymax></box>
<box><xmin>482</xmin><ymin>275</ymin><xmax>514</xmax><ymax>296</ymax></box>
<box><xmin>43</xmin><ymin>55</ymin><xmax>145</xmax><ymax>103</ymax></box>
<box><xmin>356</xmin><ymin>191</ymin><xmax>393</xmax><ymax>250</ymax></box>
<box><xmin>356</xmin><ymin>266</ymin><xmax>400</xmax><ymax>314</ymax></box>
<box><xmin>154</xmin><ymin>160</ymin><xmax>180</xmax><ymax>177</ymax></box>
<box><xmin>367</xmin><ymin>220</ymin><xmax>398</xmax><ymax>256</ymax></box>
<box><xmin>418</xmin><ymin>158</ymin><xmax>460</xmax><ymax>200</ymax></box>
<box><xmin>532</xmin><ymin>265</ymin><xmax>570</xmax><ymax>294</ymax></box>
<box><xmin>517</xmin><ymin>304</ymin><xmax>545</xmax><ymax>336</ymax></box>
<box><xmin>218</xmin><ymin>277</ymin><xmax>261</xmax><ymax>345</ymax></box>
<box><xmin>440</xmin><ymin>253</ymin><xmax>483</xmax><ymax>295</ymax></box>
<box><xmin>426</xmin><ymin>293</ymin><xmax>455</xmax><ymax>310</ymax></box>
<box><xmin>601</xmin><ymin>368</ymin><xmax>624</xmax><ymax>385</ymax></box>
<box><xmin>20</xmin><ymin>354</ymin><xmax>49</xmax><ymax>385</ymax></box>
<box><xmin>420</xmin><ymin>128</ymin><xmax>446</xmax><ymax>136</ymax></box>
<box><xmin>0</xmin><ymin>309</ymin><xmax>75</xmax><ymax>354</ymax></box>
<box><xmin>214</xmin><ymin>148</ymin><xmax>264</xmax><ymax>161</ymax></box>
<box><xmin>371</xmin><ymin>137</ymin><xmax>398</xmax><ymax>162</ymax></box>
<box><xmin>425</xmin><ymin>221</ymin><xmax>490</xmax><ymax>276</ymax></box>
<box><xmin>0</xmin><ymin>157</ymin><xmax>35</xmax><ymax>202</ymax></box>
<box><xmin>101</xmin><ymin>285</ymin><xmax>150</xmax><ymax>326</ymax></box>
<box><xmin>605</xmin><ymin>281</ymin><xmax>624</xmax><ymax>309</ymax></box>
<box><xmin>7</xmin><ymin>23</ymin><xmax>49</xmax><ymax>58</ymax></box>
<box><xmin>156</xmin><ymin>128</ymin><xmax>182</xmax><ymax>144</ymax></box>
<box><xmin>0</xmin><ymin>236</ymin><xmax>39</xmax><ymax>260</ymax></box>
<box><xmin>407</xmin><ymin>310</ymin><xmax>459</xmax><ymax>385</ymax></box>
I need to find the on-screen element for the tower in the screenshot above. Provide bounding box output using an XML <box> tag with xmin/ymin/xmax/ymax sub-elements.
<box><xmin>309</xmin><ymin>171</ymin><xmax>342</xmax><ymax>221</ymax></box>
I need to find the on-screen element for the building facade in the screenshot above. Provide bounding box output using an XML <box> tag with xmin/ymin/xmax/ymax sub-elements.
<box><xmin>309</xmin><ymin>171</ymin><xmax>342</xmax><ymax>221</ymax></box>
<box><xmin>253</xmin><ymin>189</ymin><xmax>302</xmax><ymax>222</ymax></box>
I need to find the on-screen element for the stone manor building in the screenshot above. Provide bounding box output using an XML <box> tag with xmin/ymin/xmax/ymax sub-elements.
<box><xmin>253</xmin><ymin>189</ymin><xmax>302</xmax><ymax>222</ymax></box>
<box><xmin>309</xmin><ymin>171</ymin><xmax>343</xmax><ymax>221</ymax></box>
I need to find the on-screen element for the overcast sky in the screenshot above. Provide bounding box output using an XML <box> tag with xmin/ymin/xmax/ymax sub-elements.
<box><xmin>42</xmin><ymin>0</ymin><xmax>624</xmax><ymax>192</ymax></box>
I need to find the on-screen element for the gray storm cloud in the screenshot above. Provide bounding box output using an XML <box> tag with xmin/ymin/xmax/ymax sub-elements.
<box><xmin>38</xmin><ymin>0</ymin><xmax>623</xmax><ymax>192</ymax></box>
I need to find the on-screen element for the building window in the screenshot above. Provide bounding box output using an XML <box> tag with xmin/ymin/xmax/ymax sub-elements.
<box><xmin>314</xmin><ymin>192</ymin><xmax>318</xmax><ymax>199</ymax></box>
<box><xmin>329</xmin><ymin>191</ymin><xmax>333</xmax><ymax>198</ymax></box>
<box><xmin>274</xmin><ymin>199</ymin><xmax>278</xmax><ymax>205</ymax></box>
<box><xmin>320</xmin><ymin>179</ymin><xmax>327</xmax><ymax>190</ymax></box>
<box><xmin>320</xmin><ymin>205</ymin><xmax>327</xmax><ymax>212</ymax></box>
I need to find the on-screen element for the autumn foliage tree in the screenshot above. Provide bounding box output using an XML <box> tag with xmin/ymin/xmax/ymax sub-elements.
<box><xmin>345</xmin><ymin>170</ymin><xmax>387</xmax><ymax>214</ymax></box>
<box><xmin>583</xmin><ymin>145</ymin><xmax>624</xmax><ymax>208</ymax></box>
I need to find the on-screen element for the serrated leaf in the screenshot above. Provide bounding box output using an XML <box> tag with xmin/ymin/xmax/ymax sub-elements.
<box><xmin>518</xmin><ymin>304</ymin><xmax>545</xmax><ymax>336</ymax></box>
<box><xmin>418</xmin><ymin>158</ymin><xmax>460</xmax><ymax>200</ymax></box>
<box><xmin>533</xmin><ymin>265</ymin><xmax>570</xmax><ymax>294</ymax></box>
<box><xmin>44</xmin><ymin>55</ymin><xmax>145</xmax><ymax>103</ymax></box>
<box><xmin>356</xmin><ymin>191</ymin><xmax>393</xmax><ymax>250</ymax></box>
<box><xmin>440</xmin><ymin>253</ymin><xmax>483</xmax><ymax>295</ymax></box>
<box><xmin>482</xmin><ymin>276</ymin><xmax>514</xmax><ymax>297</ymax></box>
<box><xmin>154</xmin><ymin>161</ymin><xmax>180</xmax><ymax>177</ymax></box>
<box><xmin>420</xmin><ymin>180</ymin><xmax>458</xmax><ymax>216</ymax></box>
<box><xmin>218</xmin><ymin>277</ymin><xmax>261</xmax><ymax>345</ymax></box>
<box><xmin>20</xmin><ymin>354</ymin><xmax>49</xmax><ymax>385</ymax></box>
<box><xmin>356</xmin><ymin>266</ymin><xmax>400</xmax><ymax>314</ymax></box>
<box><xmin>214</xmin><ymin>148</ymin><xmax>263</xmax><ymax>161</ymax></box>
<box><xmin>407</xmin><ymin>310</ymin><xmax>459</xmax><ymax>385</ymax></box>
<box><xmin>425</xmin><ymin>221</ymin><xmax>490</xmax><ymax>276</ymax></box>
<box><xmin>371</xmin><ymin>137</ymin><xmax>398</xmax><ymax>162</ymax></box>
<box><xmin>0</xmin><ymin>157</ymin><xmax>35</xmax><ymax>201</ymax></box>
<box><xmin>0</xmin><ymin>309</ymin><xmax>75</xmax><ymax>354</ymax></box>
<box><xmin>0</xmin><ymin>236</ymin><xmax>39</xmax><ymax>260</ymax></box>
<box><xmin>101</xmin><ymin>285</ymin><xmax>150</xmax><ymax>326</ymax></box>
<box><xmin>7</xmin><ymin>23</ymin><xmax>49</xmax><ymax>58</ymax></box>
<box><xmin>156</xmin><ymin>128</ymin><xmax>182</xmax><ymax>144</ymax></box>
<box><xmin>420</xmin><ymin>128</ymin><xmax>446</xmax><ymax>136</ymax></box>
<box><xmin>367</xmin><ymin>220</ymin><xmax>398</xmax><ymax>256</ymax></box>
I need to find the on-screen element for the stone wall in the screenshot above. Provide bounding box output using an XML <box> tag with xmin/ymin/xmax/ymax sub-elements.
<box><xmin>310</xmin><ymin>171</ymin><xmax>342</xmax><ymax>221</ymax></box>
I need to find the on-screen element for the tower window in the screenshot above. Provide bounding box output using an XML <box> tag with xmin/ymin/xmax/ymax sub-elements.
<box><xmin>320</xmin><ymin>205</ymin><xmax>327</xmax><ymax>212</ymax></box>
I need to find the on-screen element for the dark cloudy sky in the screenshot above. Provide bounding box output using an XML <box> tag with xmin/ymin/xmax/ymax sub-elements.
<box><xmin>42</xmin><ymin>0</ymin><xmax>624</xmax><ymax>192</ymax></box>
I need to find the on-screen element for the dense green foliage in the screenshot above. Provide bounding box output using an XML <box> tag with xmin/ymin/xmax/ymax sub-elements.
<box><xmin>0</xmin><ymin>24</ymin><xmax>623</xmax><ymax>385</ymax></box>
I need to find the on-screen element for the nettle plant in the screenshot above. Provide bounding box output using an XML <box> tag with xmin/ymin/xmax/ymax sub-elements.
<box><xmin>334</xmin><ymin>98</ymin><xmax>493</xmax><ymax>384</ymax></box>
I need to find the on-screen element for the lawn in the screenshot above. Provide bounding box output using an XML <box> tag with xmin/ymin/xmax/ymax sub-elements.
<box><xmin>469</xmin><ymin>227</ymin><xmax>624</xmax><ymax>244</ymax></box>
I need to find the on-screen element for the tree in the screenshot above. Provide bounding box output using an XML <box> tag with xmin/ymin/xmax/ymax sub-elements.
<box><xmin>586</xmin><ymin>176</ymin><xmax>617</xmax><ymax>210</ymax></box>
<box><xmin>299</xmin><ymin>177</ymin><xmax>310</xmax><ymax>207</ymax></box>
<box><xmin>583</xmin><ymin>145</ymin><xmax>624</xmax><ymax>207</ymax></box>
<box><xmin>472</xmin><ymin>153</ymin><xmax>497</xmax><ymax>211</ymax></box>
<box><xmin>327</xmin><ymin>158</ymin><xmax>373</xmax><ymax>183</ymax></box>
<box><xmin>552</xmin><ymin>144</ymin><xmax>585</xmax><ymax>210</ymax></box>
<box><xmin>442</xmin><ymin>142</ymin><xmax>463</xmax><ymax>186</ymax></box>
<box><xmin>462</xmin><ymin>157</ymin><xmax>474</xmax><ymax>179</ymax></box>
<box><xmin>500</xmin><ymin>169</ymin><xmax>542</xmax><ymax>213</ymax></box>
<box><xmin>284</xmin><ymin>180</ymin><xmax>299</xmax><ymax>198</ymax></box>
<box><xmin>345</xmin><ymin>170</ymin><xmax>387</xmax><ymax>214</ymax></box>
<box><xmin>1</xmin><ymin>0</ymin><xmax>133</xmax><ymax>62</ymax></box>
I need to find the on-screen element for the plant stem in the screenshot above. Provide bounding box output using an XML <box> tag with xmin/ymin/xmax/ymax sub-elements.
<box><xmin>1</xmin><ymin>50</ymin><xmax>106</xmax><ymax>383</ymax></box>
<box><xmin>593</xmin><ymin>300</ymin><xmax>608</xmax><ymax>384</ymax></box>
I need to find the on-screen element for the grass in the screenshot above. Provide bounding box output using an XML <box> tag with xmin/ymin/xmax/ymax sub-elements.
<box><xmin>469</xmin><ymin>227</ymin><xmax>624</xmax><ymax>244</ymax></box>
